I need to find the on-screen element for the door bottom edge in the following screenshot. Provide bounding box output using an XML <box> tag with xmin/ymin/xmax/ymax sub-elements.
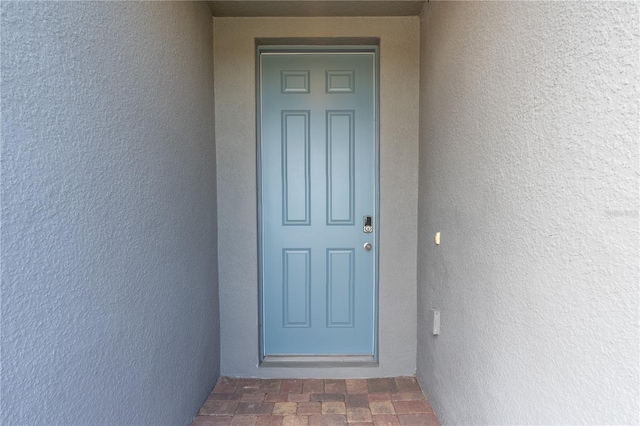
<box><xmin>260</xmin><ymin>355</ymin><xmax>377</xmax><ymax>368</ymax></box>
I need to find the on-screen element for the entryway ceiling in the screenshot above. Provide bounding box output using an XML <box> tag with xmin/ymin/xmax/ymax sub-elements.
<box><xmin>207</xmin><ymin>0</ymin><xmax>426</xmax><ymax>17</ymax></box>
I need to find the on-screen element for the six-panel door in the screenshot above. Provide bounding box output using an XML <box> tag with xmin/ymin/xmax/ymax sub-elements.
<box><xmin>260</xmin><ymin>51</ymin><xmax>377</xmax><ymax>356</ymax></box>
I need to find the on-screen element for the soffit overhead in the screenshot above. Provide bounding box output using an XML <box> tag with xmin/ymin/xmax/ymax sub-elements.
<box><xmin>207</xmin><ymin>1</ymin><xmax>426</xmax><ymax>17</ymax></box>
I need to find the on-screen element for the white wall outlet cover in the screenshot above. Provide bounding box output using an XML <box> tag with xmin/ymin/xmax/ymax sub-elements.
<box><xmin>431</xmin><ymin>309</ymin><xmax>440</xmax><ymax>335</ymax></box>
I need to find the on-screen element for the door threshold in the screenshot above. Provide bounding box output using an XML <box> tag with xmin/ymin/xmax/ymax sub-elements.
<box><xmin>260</xmin><ymin>355</ymin><xmax>378</xmax><ymax>368</ymax></box>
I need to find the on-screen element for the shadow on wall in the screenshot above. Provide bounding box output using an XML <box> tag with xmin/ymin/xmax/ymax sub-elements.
<box><xmin>1</xmin><ymin>2</ymin><xmax>220</xmax><ymax>425</ymax></box>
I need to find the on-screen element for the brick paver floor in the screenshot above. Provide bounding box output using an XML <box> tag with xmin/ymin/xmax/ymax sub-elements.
<box><xmin>192</xmin><ymin>377</ymin><xmax>439</xmax><ymax>426</ymax></box>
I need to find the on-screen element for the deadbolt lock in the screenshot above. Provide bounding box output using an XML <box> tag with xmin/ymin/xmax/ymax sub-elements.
<box><xmin>363</xmin><ymin>216</ymin><xmax>373</xmax><ymax>233</ymax></box>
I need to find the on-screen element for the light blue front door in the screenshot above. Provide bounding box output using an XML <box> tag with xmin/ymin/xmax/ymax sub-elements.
<box><xmin>259</xmin><ymin>49</ymin><xmax>377</xmax><ymax>356</ymax></box>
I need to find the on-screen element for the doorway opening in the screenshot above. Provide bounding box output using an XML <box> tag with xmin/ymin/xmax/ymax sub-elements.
<box><xmin>257</xmin><ymin>45</ymin><xmax>380</xmax><ymax>366</ymax></box>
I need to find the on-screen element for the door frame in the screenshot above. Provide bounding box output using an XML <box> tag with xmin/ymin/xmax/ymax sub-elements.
<box><xmin>256</xmin><ymin>45</ymin><xmax>380</xmax><ymax>365</ymax></box>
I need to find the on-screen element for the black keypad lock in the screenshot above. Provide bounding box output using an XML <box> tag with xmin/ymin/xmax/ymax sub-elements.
<box><xmin>363</xmin><ymin>216</ymin><xmax>373</xmax><ymax>233</ymax></box>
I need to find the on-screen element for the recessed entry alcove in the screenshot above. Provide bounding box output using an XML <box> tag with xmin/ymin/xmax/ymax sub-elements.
<box><xmin>215</xmin><ymin>16</ymin><xmax>420</xmax><ymax>379</ymax></box>
<box><xmin>2</xmin><ymin>1</ymin><xmax>637</xmax><ymax>425</ymax></box>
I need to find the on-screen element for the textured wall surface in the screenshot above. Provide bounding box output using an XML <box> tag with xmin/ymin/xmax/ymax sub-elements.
<box><xmin>417</xmin><ymin>2</ymin><xmax>639</xmax><ymax>424</ymax></box>
<box><xmin>1</xmin><ymin>2</ymin><xmax>219</xmax><ymax>424</ymax></box>
<box><xmin>214</xmin><ymin>17</ymin><xmax>419</xmax><ymax>378</ymax></box>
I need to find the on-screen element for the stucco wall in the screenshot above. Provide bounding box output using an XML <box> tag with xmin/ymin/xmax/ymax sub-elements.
<box><xmin>417</xmin><ymin>2</ymin><xmax>639</xmax><ymax>424</ymax></box>
<box><xmin>214</xmin><ymin>17</ymin><xmax>419</xmax><ymax>378</ymax></box>
<box><xmin>1</xmin><ymin>2</ymin><xmax>219</xmax><ymax>424</ymax></box>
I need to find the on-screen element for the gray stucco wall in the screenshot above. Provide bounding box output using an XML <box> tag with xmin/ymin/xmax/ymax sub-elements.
<box><xmin>417</xmin><ymin>2</ymin><xmax>639</xmax><ymax>424</ymax></box>
<box><xmin>1</xmin><ymin>2</ymin><xmax>219</xmax><ymax>424</ymax></box>
<box><xmin>214</xmin><ymin>17</ymin><xmax>419</xmax><ymax>378</ymax></box>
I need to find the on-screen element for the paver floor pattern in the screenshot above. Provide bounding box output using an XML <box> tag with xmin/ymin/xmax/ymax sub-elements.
<box><xmin>192</xmin><ymin>377</ymin><xmax>439</xmax><ymax>426</ymax></box>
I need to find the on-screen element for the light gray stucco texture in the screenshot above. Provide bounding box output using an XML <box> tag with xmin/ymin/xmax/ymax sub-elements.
<box><xmin>214</xmin><ymin>17</ymin><xmax>419</xmax><ymax>378</ymax></box>
<box><xmin>417</xmin><ymin>2</ymin><xmax>639</xmax><ymax>425</ymax></box>
<box><xmin>1</xmin><ymin>2</ymin><xmax>219</xmax><ymax>425</ymax></box>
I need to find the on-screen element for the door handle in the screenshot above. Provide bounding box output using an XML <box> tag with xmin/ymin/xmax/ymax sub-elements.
<box><xmin>363</xmin><ymin>242</ymin><xmax>372</xmax><ymax>251</ymax></box>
